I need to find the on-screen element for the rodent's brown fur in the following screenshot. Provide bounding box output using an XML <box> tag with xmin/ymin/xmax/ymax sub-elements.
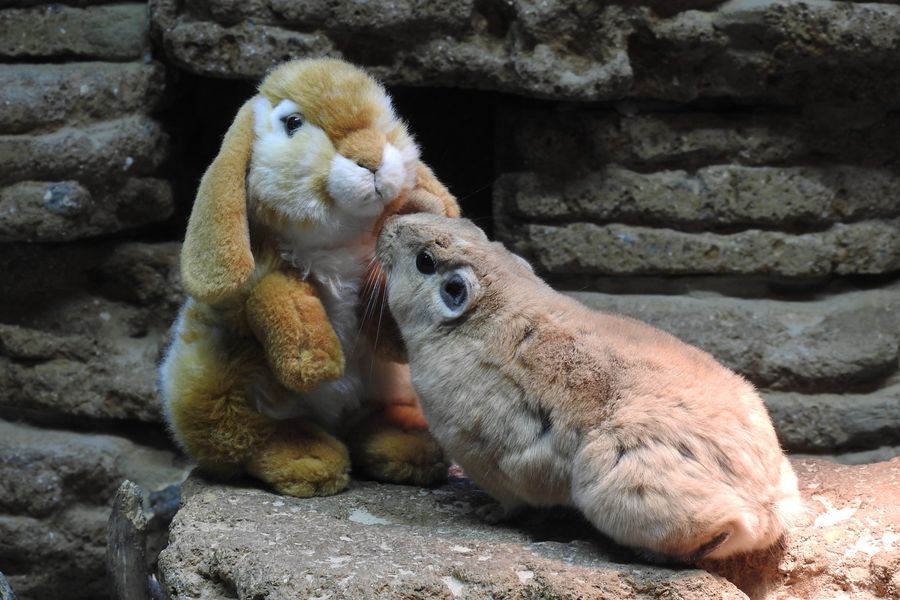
<box><xmin>377</xmin><ymin>214</ymin><xmax>804</xmax><ymax>561</ymax></box>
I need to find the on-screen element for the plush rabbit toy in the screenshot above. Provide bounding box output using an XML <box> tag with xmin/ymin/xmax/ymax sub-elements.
<box><xmin>159</xmin><ymin>58</ymin><xmax>459</xmax><ymax>497</ymax></box>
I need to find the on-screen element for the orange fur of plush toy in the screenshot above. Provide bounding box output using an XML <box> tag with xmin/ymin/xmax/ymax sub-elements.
<box><xmin>159</xmin><ymin>58</ymin><xmax>458</xmax><ymax>497</ymax></box>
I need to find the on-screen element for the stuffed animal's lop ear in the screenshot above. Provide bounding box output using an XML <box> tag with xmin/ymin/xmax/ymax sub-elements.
<box><xmin>180</xmin><ymin>98</ymin><xmax>258</xmax><ymax>303</ymax></box>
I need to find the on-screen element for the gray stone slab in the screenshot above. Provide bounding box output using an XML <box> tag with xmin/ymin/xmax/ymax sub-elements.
<box><xmin>0</xmin><ymin>62</ymin><xmax>166</xmax><ymax>135</ymax></box>
<box><xmin>158</xmin><ymin>475</ymin><xmax>746</xmax><ymax>599</ymax></box>
<box><xmin>0</xmin><ymin>420</ymin><xmax>188</xmax><ymax>600</ymax></box>
<box><xmin>0</xmin><ymin>178</ymin><xmax>174</xmax><ymax>242</ymax></box>
<box><xmin>0</xmin><ymin>241</ymin><xmax>182</xmax><ymax>423</ymax></box>
<box><xmin>498</xmin><ymin>110</ymin><xmax>900</xmax><ymax>172</ymax></box>
<box><xmin>567</xmin><ymin>289</ymin><xmax>900</xmax><ymax>394</ymax></box>
<box><xmin>495</xmin><ymin>167</ymin><xmax>900</xmax><ymax>230</ymax></box>
<box><xmin>0</xmin><ymin>116</ymin><xmax>169</xmax><ymax>187</ymax></box>
<box><xmin>182</xmin><ymin>0</ymin><xmax>475</xmax><ymax>32</ymax></box>
<box><xmin>765</xmin><ymin>385</ymin><xmax>900</xmax><ymax>453</ymax></box>
<box><xmin>154</xmin><ymin>0</ymin><xmax>900</xmax><ymax>103</ymax></box>
<box><xmin>0</xmin><ymin>4</ymin><xmax>148</xmax><ymax>60</ymax></box>
<box><xmin>500</xmin><ymin>219</ymin><xmax>900</xmax><ymax>278</ymax></box>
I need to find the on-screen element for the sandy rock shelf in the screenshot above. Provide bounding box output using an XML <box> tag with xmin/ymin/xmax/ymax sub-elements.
<box><xmin>158</xmin><ymin>458</ymin><xmax>900</xmax><ymax>599</ymax></box>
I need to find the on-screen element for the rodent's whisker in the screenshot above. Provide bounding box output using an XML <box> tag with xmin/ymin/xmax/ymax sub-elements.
<box><xmin>368</xmin><ymin>283</ymin><xmax>388</xmax><ymax>381</ymax></box>
<box><xmin>456</xmin><ymin>177</ymin><xmax>498</xmax><ymax>202</ymax></box>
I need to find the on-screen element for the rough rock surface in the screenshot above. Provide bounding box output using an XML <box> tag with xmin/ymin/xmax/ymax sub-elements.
<box><xmin>504</xmin><ymin>219</ymin><xmax>900</xmax><ymax>278</ymax></box>
<box><xmin>496</xmin><ymin>167</ymin><xmax>900</xmax><ymax>230</ymax></box>
<box><xmin>568</xmin><ymin>289</ymin><xmax>900</xmax><ymax>392</ymax></box>
<box><xmin>0</xmin><ymin>178</ymin><xmax>173</xmax><ymax>242</ymax></box>
<box><xmin>152</xmin><ymin>0</ymin><xmax>900</xmax><ymax>103</ymax></box>
<box><xmin>0</xmin><ymin>0</ymin><xmax>182</xmax><ymax>597</ymax></box>
<box><xmin>0</xmin><ymin>4</ymin><xmax>149</xmax><ymax>61</ymax></box>
<box><xmin>0</xmin><ymin>241</ymin><xmax>182</xmax><ymax>423</ymax></box>
<box><xmin>497</xmin><ymin>110</ymin><xmax>900</xmax><ymax>172</ymax></box>
<box><xmin>0</xmin><ymin>420</ymin><xmax>189</xmax><ymax>600</ymax></box>
<box><xmin>158</xmin><ymin>458</ymin><xmax>900</xmax><ymax>599</ymax></box>
<box><xmin>0</xmin><ymin>62</ymin><xmax>167</xmax><ymax>135</ymax></box>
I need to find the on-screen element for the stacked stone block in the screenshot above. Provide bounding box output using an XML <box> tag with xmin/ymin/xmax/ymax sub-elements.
<box><xmin>152</xmin><ymin>0</ymin><xmax>900</xmax><ymax>461</ymax></box>
<box><xmin>0</xmin><ymin>3</ymin><xmax>188</xmax><ymax>599</ymax></box>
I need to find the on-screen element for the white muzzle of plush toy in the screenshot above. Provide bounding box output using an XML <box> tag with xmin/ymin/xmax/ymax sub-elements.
<box><xmin>328</xmin><ymin>139</ymin><xmax>405</xmax><ymax>218</ymax></box>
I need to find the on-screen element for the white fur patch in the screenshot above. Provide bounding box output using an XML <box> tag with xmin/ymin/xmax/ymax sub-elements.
<box><xmin>375</xmin><ymin>143</ymin><xmax>405</xmax><ymax>202</ymax></box>
<box><xmin>327</xmin><ymin>154</ymin><xmax>384</xmax><ymax>218</ymax></box>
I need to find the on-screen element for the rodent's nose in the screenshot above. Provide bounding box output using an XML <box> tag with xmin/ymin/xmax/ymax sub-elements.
<box><xmin>375</xmin><ymin>215</ymin><xmax>401</xmax><ymax>263</ymax></box>
<box><xmin>336</xmin><ymin>128</ymin><xmax>386</xmax><ymax>173</ymax></box>
<box><xmin>380</xmin><ymin>214</ymin><xmax>401</xmax><ymax>239</ymax></box>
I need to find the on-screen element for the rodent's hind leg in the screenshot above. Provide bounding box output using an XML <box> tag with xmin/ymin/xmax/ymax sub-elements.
<box><xmin>347</xmin><ymin>414</ymin><xmax>447</xmax><ymax>487</ymax></box>
<box><xmin>570</xmin><ymin>431</ymin><xmax>738</xmax><ymax>560</ymax></box>
<box><xmin>247</xmin><ymin>420</ymin><xmax>351</xmax><ymax>498</ymax></box>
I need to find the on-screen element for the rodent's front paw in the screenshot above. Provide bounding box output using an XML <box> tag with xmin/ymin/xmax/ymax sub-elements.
<box><xmin>475</xmin><ymin>502</ymin><xmax>523</xmax><ymax>525</ymax></box>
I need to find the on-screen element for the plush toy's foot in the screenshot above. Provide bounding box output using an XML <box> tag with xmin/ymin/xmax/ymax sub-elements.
<box><xmin>247</xmin><ymin>421</ymin><xmax>351</xmax><ymax>497</ymax></box>
<box><xmin>350</xmin><ymin>421</ymin><xmax>447</xmax><ymax>487</ymax></box>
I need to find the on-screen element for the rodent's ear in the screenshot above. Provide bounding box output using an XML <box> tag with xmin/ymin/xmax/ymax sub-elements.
<box><xmin>181</xmin><ymin>98</ymin><xmax>257</xmax><ymax>302</ymax></box>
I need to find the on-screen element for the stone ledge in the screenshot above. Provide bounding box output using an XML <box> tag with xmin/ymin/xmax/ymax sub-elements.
<box><xmin>154</xmin><ymin>0</ymin><xmax>900</xmax><ymax>102</ymax></box>
<box><xmin>0</xmin><ymin>178</ymin><xmax>174</xmax><ymax>242</ymax></box>
<box><xmin>0</xmin><ymin>62</ymin><xmax>166</xmax><ymax>135</ymax></box>
<box><xmin>567</xmin><ymin>289</ymin><xmax>900</xmax><ymax>394</ymax></box>
<box><xmin>0</xmin><ymin>420</ymin><xmax>184</xmax><ymax>518</ymax></box>
<box><xmin>158</xmin><ymin>458</ymin><xmax>900</xmax><ymax>599</ymax></box>
<box><xmin>0</xmin><ymin>419</ymin><xmax>189</xmax><ymax>599</ymax></box>
<box><xmin>765</xmin><ymin>386</ymin><xmax>900</xmax><ymax>454</ymax></box>
<box><xmin>495</xmin><ymin>167</ymin><xmax>900</xmax><ymax>231</ymax></box>
<box><xmin>0</xmin><ymin>116</ymin><xmax>169</xmax><ymax>187</ymax></box>
<box><xmin>0</xmin><ymin>241</ymin><xmax>181</xmax><ymax>423</ymax></box>
<box><xmin>158</xmin><ymin>476</ymin><xmax>744</xmax><ymax>599</ymax></box>
<box><xmin>499</xmin><ymin>110</ymin><xmax>900</xmax><ymax>172</ymax></box>
<box><xmin>500</xmin><ymin>220</ymin><xmax>900</xmax><ymax>278</ymax></box>
<box><xmin>0</xmin><ymin>4</ymin><xmax>148</xmax><ymax>61</ymax></box>
<box><xmin>182</xmin><ymin>0</ymin><xmax>475</xmax><ymax>32</ymax></box>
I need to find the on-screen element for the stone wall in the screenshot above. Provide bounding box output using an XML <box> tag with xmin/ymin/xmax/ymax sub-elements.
<box><xmin>0</xmin><ymin>3</ymin><xmax>188</xmax><ymax>599</ymax></box>
<box><xmin>151</xmin><ymin>0</ymin><xmax>900</xmax><ymax>460</ymax></box>
<box><xmin>2</xmin><ymin>0</ymin><xmax>899</xmax><ymax>598</ymax></box>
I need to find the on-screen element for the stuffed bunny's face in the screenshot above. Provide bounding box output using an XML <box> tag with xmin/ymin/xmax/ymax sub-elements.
<box><xmin>248</xmin><ymin>60</ymin><xmax>419</xmax><ymax>246</ymax></box>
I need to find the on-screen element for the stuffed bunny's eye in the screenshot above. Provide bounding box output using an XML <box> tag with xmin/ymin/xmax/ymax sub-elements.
<box><xmin>283</xmin><ymin>113</ymin><xmax>303</xmax><ymax>137</ymax></box>
<box><xmin>416</xmin><ymin>251</ymin><xmax>436</xmax><ymax>275</ymax></box>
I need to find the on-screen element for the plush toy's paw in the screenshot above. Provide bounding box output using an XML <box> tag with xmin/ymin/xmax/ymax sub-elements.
<box><xmin>278</xmin><ymin>345</ymin><xmax>345</xmax><ymax>393</ymax></box>
<box><xmin>247</xmin><ymin>422</ymin><xmax>351</xmax><ymax>497</ymax></box>
<box><xmin>350</xmin><ymin>424</ymin><xmax>447</xmax><ymax>487</ymax></box>
<box><xmin>246</xmin><ymin>271</ymin><xmax>346</xmax><ymax>393</ymax></box>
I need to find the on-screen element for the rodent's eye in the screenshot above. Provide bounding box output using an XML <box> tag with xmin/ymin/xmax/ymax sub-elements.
<box><xmin>416</xmin><ymin>251</ymin><xmax>436</xmax><ymax>275</ymax></box>
<box><xmin>282</xmin><ymin>113</ymin><xmax>303</xmax><ymax>137</ymax></box>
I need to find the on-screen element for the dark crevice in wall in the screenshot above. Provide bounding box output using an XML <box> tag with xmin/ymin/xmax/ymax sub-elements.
<box><xmin>545</xmin><ymin>271</ymin><xmax>900</xmax><ymax>301</ymax></box>
<box><xmin>0</xmin><ymin>408</ymin><xmax>185</xmax><ymax>453</ymax></box>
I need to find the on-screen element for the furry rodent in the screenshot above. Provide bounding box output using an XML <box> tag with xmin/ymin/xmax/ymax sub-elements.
<box><xmin>375</xmin><ymin>213</ymin><xmax>804</xmax><ymax>561</ymax></box>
